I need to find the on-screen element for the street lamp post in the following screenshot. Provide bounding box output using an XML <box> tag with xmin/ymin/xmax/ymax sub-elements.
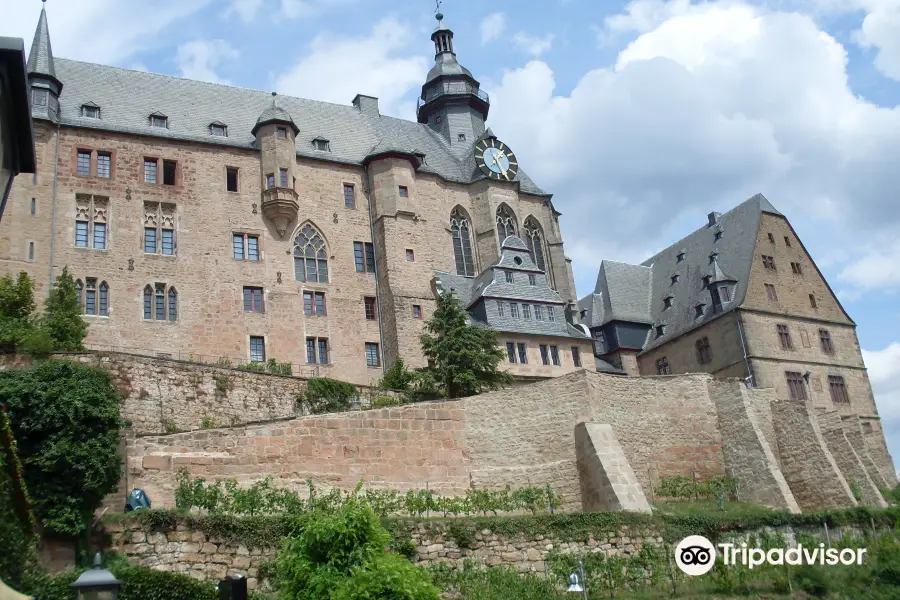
<box><xmin>567</xmin><ymin>558</ymin><xmax>587</xmax><ymax>599</ymax></box>
<box><xmin>70</xmin><ymin>554</ymin><xmax>121</xmax><ymax>600</ymax></box>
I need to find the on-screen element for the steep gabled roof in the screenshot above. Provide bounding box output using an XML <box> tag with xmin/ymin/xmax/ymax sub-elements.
<box><xmin>26</xmin><ymin>6</ymin><xmax>57</xmax><ymax>82</ymax></box>
<box><xmin>593</xmin><ymin>261</ymin><xmax>654</xmax><ymax>326</ymax></box>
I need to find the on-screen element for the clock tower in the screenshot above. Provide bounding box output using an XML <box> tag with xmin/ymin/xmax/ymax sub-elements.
<box><xmin>417</xmin><ymin>11</ymin><xmax>490</xmax><ymax>154</ymax></box>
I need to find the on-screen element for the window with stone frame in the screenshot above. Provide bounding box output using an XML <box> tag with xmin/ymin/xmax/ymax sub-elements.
<box><xmin>143</xmin><ymin>202</ymin><xmax>176</xmax><ymax>255</ymax></box>
<box><xmin>550</xmin><ymin>346</ymin><xmax>560</xmax><ymax>366</ymax></box>
<box><xmin>143</xmin><ymin>158</ymin><xmax>158</xmax><ymax>184</ymax></box>
<box><xmin>162</xmin><ymin>160</ymin><xmax>177</xmax><ymax>186</ymax></box>
<box><xmin>343</xmin><ymin>184</ymin><xmax>356</xmax><ymax>209</ymax></box>
<box><xmin>762</xmin><ymin>255</ymin><xmax>776</xmax><ymax>270</ymax></box>
<box><xmin>243</xmin><ymin>287</ymin><xmax>265</xmax><ymax>313</ymax></box>
<box><xmin>75</xmin><ymin>195</ymin><xmax>109</xmax><ymax>250</ymax></box>
<box><xmin>276</xmin><ymin>127</ymin><xmax>287</xmax><ymax>139</ymax></box>
<box><xmin>77</xmin><ymin>149</ymin><xmax>91</xmax><ymax>176</ymax></box>
<box><xmin>305</xmin><ymin>337</ymin><xmax>329</xmax><ymax>364</ymax></box>
<box><xmin>695</xmin><ymin>336</ymin><xmax>712</xmax><ymax>364</ymax></box>
<box><xmin>572</xmin><ymin>347</ymin><xmax>582</xmax><ymax>367</ymax></box>
<box><xmin>517</xmin><ymin>343</ymin><xmax>528</xmax><ymax>364</ymax></box>
<box><xmin>785</xmin><ymin>371</ymin><xmax>807</xmax><ymax>401</ymax></box>
<box><xmin>765</xmin><ymin>283</ymin><xmax>778</xmax><ymax>301</ymax></box>
<box><xmin>280</xmin><ymin>168</ymin><xmax>289</xmax><ymax>188</ymax></box>
<box><xmin>819</xmin><ymin>329</ymin><xmax>835</xmax><ymax>355</ymax></box>
<box><xmin>143</xmin><ymin>283</ymin><xmax>177</xmax><ymax>321</ymax></box>
<box><xmin>97</xmin><ymin>152</ymin><xmax>111</xmax><ymax>178</ymax></box>
<box><xmin>303</xmin><ymin>291</ymin><xmax>326</xmax><ymax>316</ymax></box>
<box><xmin>364</xmin><ymin>296</ymin><xmax>377</xmax><ymax>320</ymax></box>
<box><xmin>828</xmin><ymin>375</ymin><xmax>849</xmax><ymax>404</ymax></box>
<box><xmin>293</xmin><ymin>224</ymin><xmax>329</xmax><ymax>283</ymax></box>
<box><xmin>777</xmin><ymin>324</ymin><xmax>793</xmax><ymax>349</ymax></box>
<box><xmin>250</xmin><ymin>336</ymin><xmax>266</xmax><ymax>362</ymax></box>
<box><xmin>406</xmin><ymin>249</ymin><xmax>415</xmax><ymax>262</ymax></box>
<box><xmin>656</xmin><ymin>357</ymin><xmax>671</xmax><ymax>375</ymax></box>
<box><xmin>450</xmin><ymin>207</ymin><xmax>475</xmax><ymax>276</ymax></box>
<box><xmin>232</xmin><ymin>233</ymin><xmax>260</xmax><ymax>261</ymax></box>
<box><xmin>784</xmin><ymin>235</ymin><xmax>792</xmax><ymax>247</ymax></box>
<box><xmin>398</xmin><ymin>185</ymin><xmax>409</xmax><ymax>198</ymax></box>
<box><xmin>412</xmin><ymin>304</ymin><xmax>422</xmax><ymax>319</ymax></box>
<box><xmin>496</xmin><ymin>204</ymin><xmax>518</xmax><ymax>247</ymax></box>
<box><xmin>523</xmin><ymin>217</ymin><xmax>547</xmax><ymax>273</ymax></box>
<box><xmin>365</xmin><ymin>342</ymin><xmax>380</xmax><ymax>367</ymax></box>
<box><xmin>767</xmin><ymin>232</ymin><xmax>775</xmax><ymax>243</ymax></box>
<box><xmin>506</xmin><ymin>342</ymin><xmax>516</xmax><ymax>363</ymax></box>
<box><xmin>353</xmin><ymin>241</ymin><xmax>376</xmax><ymax>273</ymax></box>
<box><xmin>790</xmin><ymin>261</ymin><xmax>803</xmax><ymax>275</ymax></box>
<box><xmin>540</xmin><ymin>345</ymin><xmax>549</xmax><ymax>365</ymax></box>
<box><xmin>226</xmin><ymin>167</ymin><xmax>239</xmax><ymax>192</ymax></box>
<box><xmin>809</xmin><ymin>294</ymin><xmax>817</xmax><ymax>309</ymax></box>
<box><xmin>74</xmin><ymin>278</ymin><xmax>109</xmax><ymax>317</ymax></box>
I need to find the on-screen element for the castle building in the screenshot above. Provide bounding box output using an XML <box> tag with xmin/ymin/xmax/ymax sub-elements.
<box><xmin>579</xmin><ymin>194</ymin><xmax>896</xmax><ymax>485</ymax></box>
<box><xmin>1</xmin><ymin>7</ymin><xmax>582</xmax><ymax>385</ymax></box>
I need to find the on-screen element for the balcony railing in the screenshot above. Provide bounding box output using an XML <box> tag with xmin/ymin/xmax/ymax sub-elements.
<box><xmin>417</xmin><ymin>83</ymin><xmax>489</xmax><ymax>110</ymax></box>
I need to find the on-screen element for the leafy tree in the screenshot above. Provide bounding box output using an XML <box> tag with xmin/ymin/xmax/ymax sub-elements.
<box><xmin>0</xmin><ymin>272</ymin><xmax>37</xmax><ymax>351</ymax></box>
<box><xmin>419</xmin><ymin>291</ymin><xmax>513</xmax><ymax>398</ymax></box>
<box><xmin>40</xmin><ymin>266</ymin><xmax>87</xmax><ymax>351</ymax></box>
<box><xmin>378</xmin><ymin>358</ymin><xmax>415</xmax><ymax>391</ymax></box>
<box><xmin>0</xmin><ymin>360</ymin><xmax>123</xmax><ymax>536</ymax></box>
<box><xmin>277</xmin><ymin>500</ymin><xmax>438</xmax><ymax>600</ymax></box>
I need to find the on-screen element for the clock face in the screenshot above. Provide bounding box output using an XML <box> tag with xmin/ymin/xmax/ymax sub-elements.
<box><xmin>475</xmin><ymin>138</ymin><xmax>518</xmax><ymax>181</ymax></box>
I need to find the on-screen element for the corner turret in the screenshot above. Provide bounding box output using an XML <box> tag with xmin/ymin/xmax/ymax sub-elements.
<box><xmin>27</xmin><ymin>2</ymin><xmax>62</xmax><ymax>122</ymax></box>
<box><xmin>253</xmin><ymin>93</ymin><xmax>299</xmax><ymax>238</ymax></box>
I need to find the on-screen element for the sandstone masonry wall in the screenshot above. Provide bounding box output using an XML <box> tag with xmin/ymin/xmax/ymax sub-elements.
<box><xmin>816</xmin><ymin>411</ymin><xmax>886</xmax><ymax>507</ymax></box>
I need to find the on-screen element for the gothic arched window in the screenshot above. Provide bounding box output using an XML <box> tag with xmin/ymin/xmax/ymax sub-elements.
<box><xmin>496</xmin><ymin>204</ymin><xmax>518</xmax><ymax>247</ymax></box>
<box><xmin>75</xmin><ymin>279</ymin><xmax>83</xmax><ymax>311</ymax></box>
<box><xmin>524</xmin><ymin>216</ymin><xmax>547</xmax><ymax>272</ymax></box>
<box><xmin>293</xmin><ymin>223</ymin><xmax>329</xmax><ymax>283</ymax></box>
<box><xmin>99</xmin><ymin>281</ymin><xmax>109</xmax><ymax>316</ymax></box>
<box><xmin>143</xmin><ymin>285</ymin><xmax>152</xmax><ymax>319</ymax></box>
<box><xmin>450</xmin><ymin>207</ymin><xmax>475</xmax><ymax>276</ymax></box>
<box><xmin>168</xmin><ymin>288</ymin><xmax>178</xmax><ymax>321</ymax></box>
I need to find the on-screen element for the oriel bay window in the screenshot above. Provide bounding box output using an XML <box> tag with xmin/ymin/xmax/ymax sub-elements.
<box><xmin>143</xmin><ymin>202</ymin><xmax>176</xmax><ymax>255</ymax></box>
<box><xmin>143</xmin><ymin>283</ymin><xmax>177</xmax><ymax>321</ymax></box>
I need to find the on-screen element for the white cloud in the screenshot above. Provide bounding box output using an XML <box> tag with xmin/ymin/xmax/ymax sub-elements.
<box><xmin>480</xmin><ymin>13</ymin><xmax>507</xmax><ymax>45</ymax></box>
<box><xmin>512</xmin><ymin>32</ymin><xmax>555</xmax><ymax>57</ymax></box>
<box><xmin>175</xmin><ymin>40</ymin><xmax>239</xmax><ymax>84</ymax></box>
<box><xmin>837</xmin><ymin>236</ymin><xmax>900</xmax><ymax>290</ymax></box>
<box><xmin>224</xmin><ymin>0</ymin><xmax>264</xmax><ymax>22</ymax></box>
<box><xmin>483</xmin><ymin>1</ymin><xmax>900</xmax><ymax>299</ymax></box>
<box><xmin>275</xmin><ymin>18</ymin><xmax>428</xmax><ymax>118</ymax></box>
<box><xmin>279</xmin><ymin>0</ymin><xmax>359</xmax><ymax>20</ymax></box>
<box><xmin>862</xmin><ymin>342</ymin><xmax>900</xmax><ymax>466</ymax></box>
<box><xmin>3</xmin><ymin>0</ymin><xmax>213</xmax><ymax>66</ymax></box>
<box><xmin>854</xmin><ymin>0</ymin><xmax>900</xmax><ymax>81</ymax></box>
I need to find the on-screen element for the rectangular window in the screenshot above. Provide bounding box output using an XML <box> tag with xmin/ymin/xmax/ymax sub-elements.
<box><xmin>819</xmin><ymin>329</ymin><xmax>835</xmax><ymax>355</ymax></box>
<box><xmin>784</xmin><ymin>235</ymin><xmax>792</xmax><ymax>247</ymax></box>
<box><xmin>547</xmin><ymin>306</ymin><xmax>554</xmax><ymax>321</ymax></box>
<box><xmin>266</xmin><ymin>173</ymin><xmax>275</xmax><ymax>189</ymax></box>
<box><xmin>233</xmin><ymin>234</ymin><xmax>245</xmax><ymax>259</ymax></box>
<box><xmin>365</xmin><ymin>343</ymin><xmax>380</xmax><ymax>367</ymax></box>
<box><xmin>406</xmin><ymin>249</ymin><xmax>415</xmax><ymax>261</ymax></box>
<box><xmin>522</xmin><ymin>304</ymin><xmax>531</xmax><ymax>320</ymax></box>
<box><xmin>497</xmin><ymin>301</ymin><xmax>505</xmax><ymax>317</ymax></box>
<box><xmin>550</xmin><ymin>346</ymin><xmax>560</xmax><ymax>366</ymax></box>
<box><xmin>211</xmin><ymin>124</ymin><xmax>227</xmax><ymax>137</ymax></box>
<box><xmin>32</xmin><ymin>88</ymin><xmax>48</xmax><ymax>107</ymax></box>
<box><xmin>314</xmin><ymin>292</ymin><xmax>326</xmax><ymax>316</ymax></box>
<box><xmin>528</xmin><ymin>274</ymin><xmax>536</xmax><ymax>285</ymax></box>
<box><xmin>510</xmin><ymin>303</ymin><xmax>519</xmax><ymax>319</ymax></box>
<box><xmin>534</xmin><ymin>305</ymin><xmax>543</xmax><ymax>321</ymax></box>
<box><xmin>364</xmin><ymin>242</ymin><xmax>375</xmax><ymax>273</ymax></box>
<box><xmin>85</xmin><ymin>279</ymin><xmax>97</xmax><ymax>315</ymax></box>
<box><xmin>97</xmin><ymin>152</ymin><xmax>111</xmax><ymax>178</ymax></box>
<box><xmin>517</xmin><ymin>343</ymin><xmax>528</xmax><ymax>364</ymax></box>
<box><xmin>765</xmin><ymin>283</ymin><xmax>778</xmax><ymax>301</ymax></box>
<box><xmin>353</xmin><ymin>241</ymin><xmax>376</xmax><ymax>273</ymax></box>
<box><xmin>318</xmin><ymin>339</ymin><xmax>329</xmax><ymax>364</ymax></box>
<box><xmin>343</xmin><ymin>184</ymin><xmax>356</xmax><ymax>209</ymax></box>
<box><xmin>505</xmin><ymin>271</ymin><xmax>514</xmax><ymax>283</ymax></box>
<box><xmin>144</xmin><ymin>159</ymin><xmax>157</xmax><ymax>184</ymax></box>
<box><xmin>30</xmin><ymin>198</ymin><xmax>35</xmax><ymax>215</ymax></box>
<box><xmin>656</xmin><ymin>357</ymin><xmax>671</xmax><ymax>375</ymax></box>
<box><xmin>540</xmin><ymin>345</ymin><xmax>549</xmax><ymax>365</ymax></box>
<box><xmin>412</xmin><ymin>304</ymin><xmax>422</xmax><ymax>318</ymax></box>
<box><xmin>28</xmin><ymin>242</ymin><xmax>34</xmax><ymax>261</ymax></box>
<box><xmin>92</xmin><ymin>223</ymin><xmax>106</xmax><ymax>249</ymax></box>
<box><xmin>247</xmin><ymin>236</ymin><xmax>259</xmax><ymax>261</ymax></box>
<box><xmin>76</xmin><ymin>221</ymin><xmax>89</xmax><ymax>247</ymax></box>
<box><xmin>276</xmin><ymin>127</ymin><xmax>287</xmax><ymax>139</ymax></box>
<box><xmin>250</xmin><ymin>336</ymin><xmax>266</xmax><ymax>362</ymax></box>
<box><xmin>161</xmin><ymin>229</ymin><xmax>174</xmax><ymax>255</ymax></box>
<box><xmin>303</xmin><ymin>291</ymin><xmax>314</xmax><ymax>315</ymax></box>
<box><xmin>777</xmin><ymin>324</ymin><xmax>793</xmax><ymax>349</ymax></box>
<box><xmin>800</xmin><ymin>328</ymin><xmax>810</xmax><ymax>348</ymax></box>
<box><xmin>226</xmin><ymin>167</ymin><xmax>239</xmax><ymax>192</ymax></box>
<box><xmin>507</xmin><ymin>342</ymin><xmax>516</xmax><ymax>363</ymax></box>
<box><xmin>791</xmin><ymin>261</ymin><xmax>803</xmax><ymax>275</ymax></box>
<box><xmin>306</xmin><ymin>338</ymin><xmax>316</xmax><ymax>364</ymax></box>
<box><xmin>243</xmin><ymin>287</ymin><xmax>265</xmax><ymax>313</ymax></box>
<box><xmin>156</xmin><ymin>284</ymin><xmax>167</xmax><ymax>320</ymax></box>
<box><xmin>809</xmin><ymin>294</ymin><xmax>817</xmax><ymax>309</ymax></box>
<box><xmin>144</xmin><ymin>228</ymin><xmax>157</xmax><ymax>253</ymax></box>
<box><xmin>696</xmin><ymin>336</ymin><xmax>712</xmax><ymax>364</ymax></box>
<box><xmin>280</xmin><ymin>168</ymin><xmax>288</xmax><ymax>187</ymax></box>
<box><xmin>162</xmin><ymin>160</ymin><xmax>176</xmax><ymax>185</ymax></box>
<box><xmin>398</xmin><ymin>185</ymin><xmax>409</xmax><ymax>197</ymax></box>
<box><xmin>762</xmin><ymin>255</ymin><xmax>776</xmax><ymax>270</ymax></box>
<box><xmin>719</xmin><ymin>286</ymin><xmax>731</xmax><ymax>302</ymax></box>
<box><xmin>99</xmin><ymin>282</ymin><xmax>108</xmax><ymax>316</ymax></box>
<box><xmin>77</xmin><ymin>150</ymin><xmax>91</xmax><ymax>176</ymax></box>
<box><xmin>786</xmin><ymin>371</ymin><xmax>807</xmax><ymax>401</ymax></box>
<box><xmin>150</xmin><ymin>115</ymin><xmax>167</xmax><ymax>128</ymax></box>
<box><xmin>767</xmin><ymin>232</ymin><xmax>775</xmax><ymax>243</ymax></box>
<box><xmin>364</xmin><ymin>296</ymin><xmax>377</xmax><ymax>320</ymax></box>
<box><xmin>828</xmin><ymin>375</ymin><xmax>849</xmax><ymax>404</ymax></box>
<box><xmin>572</xmin><ymin>347</ymin><xmax>582</xmax><ymax>367</ymax></box>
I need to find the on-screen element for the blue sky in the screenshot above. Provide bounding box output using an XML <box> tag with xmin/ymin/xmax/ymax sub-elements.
<box><xmin>5</xmin><ymin>0</ymin><xmax>900</xmax><ymax>464</ymax></box>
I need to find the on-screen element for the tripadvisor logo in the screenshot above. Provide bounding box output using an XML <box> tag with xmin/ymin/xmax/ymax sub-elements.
<box><xmin>674</xmin><ymin>535</ymin><xmax>868</xmax><ymax>576</ymax></box>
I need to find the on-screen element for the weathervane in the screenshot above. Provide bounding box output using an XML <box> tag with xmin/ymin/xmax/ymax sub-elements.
<box><xmin>435</xmin><ymin>0</ymin><xmax>443</xmax><ymax>22</ymax></box>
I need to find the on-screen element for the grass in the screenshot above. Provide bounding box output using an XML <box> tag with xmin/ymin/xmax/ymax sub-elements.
<box><xmin>651</xmin><ymin>500</ymin><xmax>781</xmax><ymax>518</ymax></box>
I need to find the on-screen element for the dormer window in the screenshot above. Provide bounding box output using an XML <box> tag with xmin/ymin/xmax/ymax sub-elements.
<box><xmin>150</xmin><ymin>113</ymin><xmax>168</xmax><ymax>128</ymax></box>
<box><xmin>702</xmin><ymin>275</ymin><xmax>711</xmax><ymax>288</ymax></box>
<box><xmin>663</xmin><ymin>295</ymin><xmax>673</xmax><ymax>310</ymax></box>
<box><xmin>209</xmin><ymin>122</ymin><xmax>227</xmax><ymax>137</ymax></box>
<box><xmin>714</xmin><ymin>230</ymin><xmax>723</xmax><ymax>241</ymax></box>
<box><xmin>676</xmin><ymin>251</ymin><xmax>685</xmax><ymax>263</ymax></box>
<box><xmin>81</xmin><ymin>103</ymin><xmax>100</xmax><ymax>119</ymax></box>
<box><xmin>695</xmin><ymin>303</ymin><xmax>705</xmax><ymax>318</ymax></box>
<box><xmin>32</xmin><ymin>88</ymin><xmax>48</xmax><ymax>107</ymax></box>
<box><xmin>313</xmin><ymin>138</ymin><xmax>331</xmax><ymax>152</ymax></box>
<box><xmin>655</xmin><ymin>325</ymin><xmax>665</xmax><ymax>338</ymax></box>
<box><xmin>709</xmin><ymin>252</ymin><xmax>718</xmax><ymax>265</ymax></box>
<box><xmin>670</xmin><ymin>274</ymin><xmax>680</xmax><ymax>285</ymax></box>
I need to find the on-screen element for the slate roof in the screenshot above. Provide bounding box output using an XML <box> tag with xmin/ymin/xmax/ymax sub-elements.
<box><xmin>26</xmin><ymin>7</ymin><xmax>56</xmax><ymax>81</ymax></box>
<box><xmin>590</xmin><ymin>261</ymin><xmax>654</xmax><ymax>326</ymax></box>
<box><xmin>29</xmin><ymin>49</ymin><xmax>547</xmax><ymax>195</ymax></box>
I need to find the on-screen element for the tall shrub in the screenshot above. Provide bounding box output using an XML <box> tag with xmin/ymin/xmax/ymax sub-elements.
<box><xmin>40</xmin><ymin>266</ymin><xmax>87</xmax><ymax>351</ymax></box>
<box><xmin>0</xmin><ymin>271</ymin><xmax>37</xmax><ymax>352</ymax></box>
<box><xmin>0</xmin><ymin>360</ymin><xmax>123</xmax><ymax>535</ymax></box>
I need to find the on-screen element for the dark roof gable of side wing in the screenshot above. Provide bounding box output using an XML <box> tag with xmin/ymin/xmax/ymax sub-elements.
<box><xmin>39</xmin><ymin>59</ymin><xmax>547</xmax><ymax>196</ymax></box>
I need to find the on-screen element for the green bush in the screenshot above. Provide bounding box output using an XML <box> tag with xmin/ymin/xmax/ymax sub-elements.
<box><xmin>331</xmin><ymin>552</ymin><xmax>440</xmax><ymax>600</ymax></box>
<box><xmin>0</xmin><ymin>360</ymin><xmax>123</xmax><ymax>535</ymax></box>
<box><xmin>301</xmin><ymin>378</ymin><xmax>358</xmax><ymax>414</ymax></box>
<box><xmin>0</xmin><ymin>271</ymin><xmax>37</xmax><ymax>352</ymax></box>
<box><xmin>370</xmin><ymin>395</ymin><xmax>401</xmax><ymax>408</ymax></box>
<box><xmin>266</xmin><ymin>358</ymin><xmax>293</xmax><ymax>376</ymax></box>
<box><xmin>40</xmin><ymin>267</ymin><xmax>88</xmax><ymax>351</ymax></box>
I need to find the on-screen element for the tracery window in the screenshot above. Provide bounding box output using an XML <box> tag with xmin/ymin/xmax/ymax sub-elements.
<box><xmin>450</xmin><ymin>207</ymin><xmax>475</xmax><ymax>276</ymax></box>
<box><xmin>523</xmin><ymin>216</ymin><xmax>546</xmax><ymax>272</ymax></box>
<box><xmin>144</xmin><ymin>283</ymin><xmax>177</xmax><ymax>321</ymax></box>
<box><xmin>293</xmin><ymin>223</ymin><xmax>329</xmax><ymax>283</ymax></box>
<box><xmin>496</xmin><ymin>204</ymin><xmax>517</xmax><ymax>246</ymax></box>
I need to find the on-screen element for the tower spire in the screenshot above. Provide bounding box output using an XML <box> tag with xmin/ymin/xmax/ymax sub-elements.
<box><xmin>26</xmin><ymin>0</ymin><xmax>63</xmax><ymax>122</ymax></box>
<box><xmin>27</xmin><ymin>1</ymin><xmax>58</xmax><ymax>82</ymax></box>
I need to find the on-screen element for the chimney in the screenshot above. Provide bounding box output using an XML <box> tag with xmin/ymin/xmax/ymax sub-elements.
<box><xmin>352</xmin><ymin>94</ymin><xmax>379</xmax><ymax>116</ymax></box>
<box><xmin>707</xmin><ymin>211</ymin><xmax>721</xmax><ymax>227</ymax></box>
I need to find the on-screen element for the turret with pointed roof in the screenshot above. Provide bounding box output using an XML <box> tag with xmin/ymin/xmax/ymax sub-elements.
<box><xmin>26</xmin><ymin>2</ymin><xmax>61</xmax><ymax>122</ymax></box>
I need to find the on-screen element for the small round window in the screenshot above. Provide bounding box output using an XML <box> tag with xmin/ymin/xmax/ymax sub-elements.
<box><xmin>513</xmin><ymin>256</ymin><xmax>523</xmax><ymax>265</ymax></box>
